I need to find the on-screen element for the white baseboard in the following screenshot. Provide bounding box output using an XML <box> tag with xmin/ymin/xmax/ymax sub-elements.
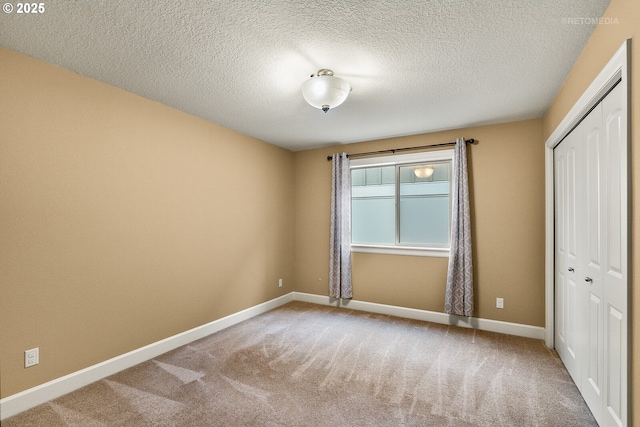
<box><xmin>1</xmin><ymin>291</ymin><xmax>545</xmax><ymax>420</ymax></box>
<box><xmin>292</xmin><ymin>292</ymin><xmax>546</xmax><ymax>340</ymax></box>
<box><xmin>0</xmin><ymin>293</ymin><xmax>293</xmax><ymax>420</ymax></box>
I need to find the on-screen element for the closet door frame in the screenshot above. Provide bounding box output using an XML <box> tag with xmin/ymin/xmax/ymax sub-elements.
<box><xmin>544</xmin><ymin>39</ymin><xmax>630</xmax><ymax>421</ymax></box>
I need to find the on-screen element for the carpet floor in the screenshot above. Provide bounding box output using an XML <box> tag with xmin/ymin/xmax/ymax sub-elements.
<box><xmin>2</xmin><ymin>301</ymin><xmax>596</xmax><ymax>426</ymax></box>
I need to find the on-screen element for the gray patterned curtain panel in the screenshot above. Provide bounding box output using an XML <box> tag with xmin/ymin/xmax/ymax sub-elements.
<box><xmin>445</xmin><ymin>138</ymin><xmax>473</xmax><ymax>316</ymax></box>
<box><xmin>329</xmin><ymin>153</ymin><xmax>353</xmax><ymax>299</ymax></box>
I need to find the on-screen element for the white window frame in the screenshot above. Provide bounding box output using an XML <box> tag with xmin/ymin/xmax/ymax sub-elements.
<box><xmin>350</xmin><ymin>149</ymin><xmax>454</xmax><ymax>257</ymax></box>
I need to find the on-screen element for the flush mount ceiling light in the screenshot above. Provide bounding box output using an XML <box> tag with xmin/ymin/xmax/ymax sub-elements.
<box><xmin>301</xmin><ymin>69</ymin><xmax>351</xmax><ymax>113</ymax></box>
<box><xmin>414</xmin><ymin>166</ymin><xmax>435</xmax><ymax>178</ymax></box>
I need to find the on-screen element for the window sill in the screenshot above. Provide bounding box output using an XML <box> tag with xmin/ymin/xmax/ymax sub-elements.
<box><xmin>351</xmin><ymin>244</ymin><xmax>450</xmax><ymax>258</ymax></box>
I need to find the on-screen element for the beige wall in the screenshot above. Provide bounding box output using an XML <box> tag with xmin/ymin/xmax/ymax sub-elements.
<box><xmin>0</xmin><ymin>47</ymin><xmax>295</xmax><ymax>398</ymax></box>
<box><xmin>294</xmin><ymin>119</ymin><xmax>545</xmax><ymax>327</ymax></box>
<box><xmin>542</xmin><ymin>0</ymin><xmax>639</xmax><ymax>421</ymax></box>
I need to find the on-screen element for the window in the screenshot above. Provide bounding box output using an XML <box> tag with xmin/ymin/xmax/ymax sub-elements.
<box><xmin>350</xmin><ymin>150</ymin><xmax>454</xmax><ymax>257</ymax></box>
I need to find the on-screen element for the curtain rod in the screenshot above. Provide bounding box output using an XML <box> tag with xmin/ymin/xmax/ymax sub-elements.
<box><xmin>326</xmin><ymin>138</ymin><xmax>476</xmax><ymax>161</ymax></box>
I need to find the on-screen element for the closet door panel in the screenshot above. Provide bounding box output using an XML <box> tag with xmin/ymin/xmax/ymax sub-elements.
<box><xmin>566</xmin><ymin>146</ymin><xmax>578</xmax><ymax>264</ymax></box>
<box><xmin>555</xmin><ymin>153</ymin><xmax>567</xmax><ymax>349</ymax></box>
<box><xmin>606</xmin><ymin>111</ymin><xmax>623</xmax><ymax>279</ymax></box>
<box><xmin>586</xmin><ymin>119</ymin><xmax>603</xmax><ymax>272</ymax></box>
<box><xmin>604</xmin><ymin>83</ymin><xmax>625</xmax><ymax>280</ymax></box>
<box><xmin>556</xmin><ymin>274</ymin><xmax>566</xmax><ymax>345</ymax></box>
<box><xmin>607</xmin><ymin>306</ymin><xmax>623</xmax><ymax>426</ymax></box>
<box><xmin>587</xmin><ymin>292</ymin><xmax>602</xmax><ymax>395</ymax></box>
<box><xmin>566</xmin><ymin>275</ymin><xmax>578</xmax><ymax>362</ymax></box>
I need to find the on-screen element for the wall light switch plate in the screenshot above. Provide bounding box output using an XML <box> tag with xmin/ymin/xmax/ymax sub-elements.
<box><xmin>496</xmin><ymin>298</ymin><xmax>504</xmax><ymax>309</ymax></box>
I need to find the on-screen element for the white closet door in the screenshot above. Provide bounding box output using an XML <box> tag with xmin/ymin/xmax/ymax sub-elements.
<box><xmin>554</xmin><ymin>126</ymin><xmax>582</xmax><ymax>384</ymax></box>
<box><xmin>554</xmin><ymin>82</ymin><xmax>627</xmax><ymax>427</ymax></box>
<box><xmin>580</xmin><ymin>102</ymin><xmax>605</xmax><ymax>421</ymax></box>
<box><xmin>601</xmin><ymin>82</ymin><xmax>627</xmax><ymax>427</ymax></box>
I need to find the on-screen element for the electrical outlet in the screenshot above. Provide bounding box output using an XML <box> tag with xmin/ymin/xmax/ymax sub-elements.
<box><xmin>278</xmin><ymin>278</ymin><xmax>283</xmax><ymax>288</ymax></box>
<box><xmin>25</xmin><ymin>348</ymin><xmax>39</xmax><ymax>368</ymax></box>
<box><xmin>496</xmin><ymin>298</ymin><xmax>504</xmax><ymax>309</ymax></box>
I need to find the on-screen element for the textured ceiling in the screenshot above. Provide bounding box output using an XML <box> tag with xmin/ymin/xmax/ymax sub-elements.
<box><xmin>0</xmin><ymin>0</ymin><xmax>610</xmax><ymax>151</ymax></box>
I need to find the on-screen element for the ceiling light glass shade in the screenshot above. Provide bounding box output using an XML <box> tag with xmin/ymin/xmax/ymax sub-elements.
<box><xmin>301</xmin><ymin>69</ymin><xmax>351</xmax><ymax>112</ymax></box>
<box><xmin>414</xmin><ymin>166</ymin><xmax>435</xmax><ymax>178</ymax></box>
